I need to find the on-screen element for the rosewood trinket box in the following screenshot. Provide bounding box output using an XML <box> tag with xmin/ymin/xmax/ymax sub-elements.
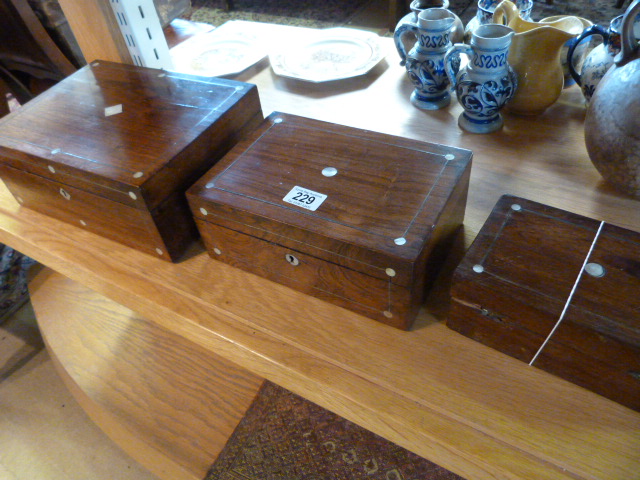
<box><xmin>0</xmin><ymin>61</ymin><xmax>262</xmax><ymax>261</ymax></box>
<box><xmin>187</xmin><ymin>113</ymin><xmax>472</xmax><ymax>329</ymax></box>
<box><xmin>448</xmin><ymin>195</ymin><xmax>640</xmax><ymax>411</ymax></box>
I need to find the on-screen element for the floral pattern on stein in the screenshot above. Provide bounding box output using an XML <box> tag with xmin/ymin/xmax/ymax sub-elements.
<box><xmin>456</xmin><ymin>73</ymin><xmax>517</xmax><ymax>121</ymax></box>
<box><xmin>579</xmin><ymin>50</ymin><xmax>616</xmax><ymax>103</ymax></box>
<box><xmin>406</xmin><ymin>52</ymin><xmax>449</xmax><ymax>95</ymax></box>
<box><xmin>396</xmin><ymin>9</ymin><xmax>457</xmax><ymax>109</ymax></box>
<box><xmin>445</xmin><ymin>23</ymin><xmax>517</xmax><ymax>133</ymax></box>
<box><xmin>406</xmin><ymin>31</ymin><xmax>453</xmax><ymax>107</ymax></box>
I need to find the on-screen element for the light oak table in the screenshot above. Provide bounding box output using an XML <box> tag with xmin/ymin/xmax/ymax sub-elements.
<box><xmin>1</xmin><ymin>21</ymin><xmax>639</xmax><ymax>480</ymax></box>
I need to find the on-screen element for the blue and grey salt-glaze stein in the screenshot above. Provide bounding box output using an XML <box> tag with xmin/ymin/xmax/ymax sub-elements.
<box><xmin>394</xmin><ymin>0</ymin><xmax>464</xmax><ymax>59</ymax></box>
<box><xmin>567</xmin><ymin>12</ymin><xmax>640</xmax><ymax>103</ymax></box>
<box><xmin>445</xmin><ymin>23</ymin><xmax>517</xmax><ymax>133</ymax></box>
<box><xmin>396</xmin><ymin>8</ymin><xmax>457</xmax><ymax>110</ymax></box>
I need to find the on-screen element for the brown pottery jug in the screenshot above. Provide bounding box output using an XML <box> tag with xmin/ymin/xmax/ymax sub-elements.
<box><xmin>584</xmin><ymin>0</ymin><xmax>640</xmax><ymax>197</ymax></box>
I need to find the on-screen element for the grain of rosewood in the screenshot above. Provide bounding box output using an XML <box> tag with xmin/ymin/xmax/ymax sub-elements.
<box><xmin>0</xmin><ymin>61</ymin><xmax>262</xmax><ymax>206</ymax></box>
<box><xmin>449</xmin><ymin>195</ymin><xmax>640</xmax><ymax>411</ymax></box>
<box><xmin>191</xmin><ymin>113</ymin><xmax>472</xmax><ymax>265</ymax></box>
<box><xmin>188</xmin><ymin>112</ymin><xmax>472</xmax><ymax>328</ymax></box>
<box><xmin>0</xmin><ymin>60</ymin><xmax>263</xmax><ymax>260</ymax></box>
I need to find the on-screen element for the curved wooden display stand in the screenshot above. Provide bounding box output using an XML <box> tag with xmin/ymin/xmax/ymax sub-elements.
<box><xmin>29</xmin><ymin>269</ymin><xmax>262</xmax><ymax>480</ymax></box>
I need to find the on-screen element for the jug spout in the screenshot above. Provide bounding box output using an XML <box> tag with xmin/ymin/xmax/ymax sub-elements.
<box><xmin>537</xmin><ymin>18</ymin><xmax>584</xmax><ymax>41</ymax></box>
<box><xmin>522</xmin><ymin>23</ymin><xmax>582</xmax><ymax>50</ymax></box>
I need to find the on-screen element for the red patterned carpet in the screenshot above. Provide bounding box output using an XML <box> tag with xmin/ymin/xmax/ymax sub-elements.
<box><xmin>187</xmin><ymin>0</ymin><xmax>630</xmax><ymax>28</ymax></box>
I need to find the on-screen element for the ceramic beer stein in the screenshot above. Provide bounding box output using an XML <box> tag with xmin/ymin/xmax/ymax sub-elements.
<box><xmin>445</xmin><ymin>23</ymin><xmax>516</xmax><ymax>133</ymax></box>
<box><xmin>584</xmin><ymin>0</ymin><xmax>640</xmax><ymax>198</ymax></box>
<box><xmin>396</xmin><ymin>8</ymin><xmax>457</xmax><ymax>110</ymax></box>
<box><xmin>567</xmin><ymin>13</ymin><xmax>640</xmax><ymax>103</ymax></box>
<box><xmin>394</xmin><ymin>0</ymin><xmax>464</xmax><ymax>63</ymax></box>
<box><xmin>464</xmin><ymin>0</ymin><xmax>532</xmax><ymax>42</ymax></box>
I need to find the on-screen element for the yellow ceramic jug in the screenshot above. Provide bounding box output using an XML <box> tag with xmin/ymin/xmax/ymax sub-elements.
<box><xmin>492</xmin><ymin>0</ymin><xmax>584</xmax><ymax>115</ymax></box>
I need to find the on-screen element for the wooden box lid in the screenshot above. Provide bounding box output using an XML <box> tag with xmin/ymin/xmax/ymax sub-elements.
<box><xmin>448</xmin><ymin>195</ymin><xmax>640</xmax><ymax>409</ymax></box>
<box><xmin>188</xmin><ymin>113</ymin><xmax>472</xmax><ymax>284</ymax></box>
<box><xmin>0</xmin><ymin>61</ymin><xmax>259</xmax><ymax>209</ymax></box>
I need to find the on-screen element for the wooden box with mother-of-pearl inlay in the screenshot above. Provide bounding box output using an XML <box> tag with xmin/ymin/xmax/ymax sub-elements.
<box><xmin>0</xmin><ymin>60</ymin><xmax>262</xmax><ymax>261</ymax></box>
<box><xmin>186</xmin><ymin>112</ymin><xmax>472</xmax><ymax>330</ymax></box>
<box><xmin>447</xmin><ymin>195</ymin><xmax>640</xmax><ymax>411</ymax></box>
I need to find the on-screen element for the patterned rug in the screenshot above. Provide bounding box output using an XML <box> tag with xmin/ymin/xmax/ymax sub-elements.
<box><xmin>185</xmin><ymin>0</ymin><xmax>629</xmax><ymax>29</ymax></box>
<box><xmin>524</xmin><ymin>0</ymin><xmax>629</xmax><ymax>24</ymax></box>
<box><xmin>186</xmin><ymin>0</ymin><xmax>372</xmax><ymax>28</ymax></box>
<box><xmin>206</xmin><ymin>381</ymin><xmax>464</xmax><ymax>480</ymax></box>
<box><xmin>452</xmin><ymin>0</ymin><xmax>629</xmax><ymax>24</ymax></box>
<box><xmin>0</xmin><ymin>245</ymin><xmax>36</xmax><ymax>325</ymax></box>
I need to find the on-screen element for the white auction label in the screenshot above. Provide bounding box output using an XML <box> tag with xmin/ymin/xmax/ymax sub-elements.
<box><xmin>282</xmin><ymin>186</ymin><xmax>327</xmax><ymax>211</ymax></box>
<box><xmin>104</xmin><ymin>104</ymin><xmax>123</xmax><ymax>116</ymax></box>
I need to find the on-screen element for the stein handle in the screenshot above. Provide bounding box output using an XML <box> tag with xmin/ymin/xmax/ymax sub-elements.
<box><xmin>492</xmin><ymin>0</ymin><xmax>518</xmax><ymax>27</ymax></box>
<box><xmin>444</xmin><ymin>43</ymin><xmax>472</xmax><ymax>89</ymax></box>
<box><xmin>394</xmin><ymin>23</ymin><xmax>419</xmax><ymax>67</ymax></box>
<box><xmin>615</xmin><ymin>0</ymin><xmax>640</xmax><ymax>66</ymax></box>
<box><xmin>566</xmin><ymin>24</ymin><xmax>608</xmax><ymax>86</ymax></box>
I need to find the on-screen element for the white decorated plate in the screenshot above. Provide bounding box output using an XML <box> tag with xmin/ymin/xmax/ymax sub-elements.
<box><xmin>169</xmin><ymin>21</ymin><xmax>268</xmax><ymax>77</ymax></box>
<box><xmin>269</xmin><ymin>28</ymin><xmax>386</xmax><ymax>82</ymax></box>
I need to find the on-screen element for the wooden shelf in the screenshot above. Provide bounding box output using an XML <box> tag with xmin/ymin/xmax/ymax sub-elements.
<box><xmin>1</xmin><ymin>163</ymin><xmax>639</xmax><ymax>480</ymax></box>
